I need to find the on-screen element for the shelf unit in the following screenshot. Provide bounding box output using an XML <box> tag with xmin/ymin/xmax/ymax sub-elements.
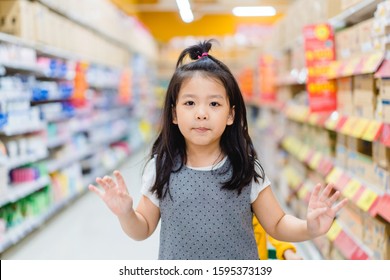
<box><xmin>0</xmin><ymin>0</ymin><xmax>158</xmax><ymax>254</ymax></box>
<box><xmin>255</xmin><ymin>0</ymin><xmax>390</xmax><ymax>259</ymax></box>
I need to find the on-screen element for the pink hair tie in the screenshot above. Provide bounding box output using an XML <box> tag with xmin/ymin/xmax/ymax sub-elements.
<box><xmin>198</xmin><ymin>52</ymin><xmax>208</xmax><ymax>59</ymax></box>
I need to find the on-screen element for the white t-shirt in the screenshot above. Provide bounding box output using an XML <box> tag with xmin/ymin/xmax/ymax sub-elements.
<box><xmin>141</xmin><ymin>156</ymin><xmax>271</xmax><ymax>207</ymax></box>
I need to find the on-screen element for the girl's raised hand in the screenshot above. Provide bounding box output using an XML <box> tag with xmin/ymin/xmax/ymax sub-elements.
<box><xmin>306</xmin><ymin>183</ymin><xmax>348</xmax><ymax>238</ymax></box>
<box><xmin>88</xmin><ymin>170</ymin><xmax>134</xmax><ymax>217</ymax></box>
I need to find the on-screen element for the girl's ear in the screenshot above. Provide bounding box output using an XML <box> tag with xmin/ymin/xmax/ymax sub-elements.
<box><xmin>227</xmin><ymin>106</ymin><xmax>235</xmax><ymax>125</ymax></box>
<box><xmin>172</xmin><ymin>105</ymin><xmax>178</xmax><ymax>124</ymax></box>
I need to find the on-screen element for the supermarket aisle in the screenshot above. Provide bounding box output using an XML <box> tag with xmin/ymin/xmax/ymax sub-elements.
<box><xmin>2</xmin><ymin>145</ymin><xmax>160</xmax><ymax>260</ymax></box>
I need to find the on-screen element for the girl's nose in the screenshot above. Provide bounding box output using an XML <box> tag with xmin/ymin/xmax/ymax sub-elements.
<box><xmin>196</xmin><ymin>108</ymin><xmax>208</xmax><ymax>120</ymax></box>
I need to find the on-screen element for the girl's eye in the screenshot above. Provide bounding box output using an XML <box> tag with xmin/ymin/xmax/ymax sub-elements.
<box><xmin>184</xmin><ymin>101</ymin><xmax>195</xmax><ymax>106</ymax></box>
<box><xmin>210</xmin><ymin>102</ymin><xmax>220</xmax><ymax>107</ymax></box>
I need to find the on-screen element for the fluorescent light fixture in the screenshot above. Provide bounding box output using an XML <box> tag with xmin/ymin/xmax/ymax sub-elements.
<box><xmin>180</xmin><ymin>9</ymin><xmax>194</xmax><ymax>23</ymax></box>
<box><xmin>232</xmin><ymin>6</ymin><xmax>276</xmax><ymax>17</ymax></box>
<box><xmin>176</xmin><ymin>0</ymin><xmax>194</xmax><ymax>23</ymax></box>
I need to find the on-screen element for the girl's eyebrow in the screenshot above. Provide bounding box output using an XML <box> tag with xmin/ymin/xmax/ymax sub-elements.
<box><xmin>180</xmin><ymin>94</ymin><xmax>225</xmax><ymax>99</ymax></box>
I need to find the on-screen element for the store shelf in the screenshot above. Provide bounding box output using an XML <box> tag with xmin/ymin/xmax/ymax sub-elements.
<box><xmin>0</xmin><ymin>186</ymin><xmax>85</xmax><ymax>254</ymax></box>
<box><xmin>6</xmin><ymin>151</ymin><xmax>49</xmax><ymax>170</ymax></box>
<box><xmin>37</xmin><ymin>0</ymin><xmax>130</xmax><ymax>53</ymax></box>
<box><xmin>0</xmin><ymin>32</ymin><xmax>80</xmax><ymax>62</ymax></box>
<box><xmin>0</xmin><ymin>176</ymin><xmax>51</xmax><ymax>208</ymax></box>
<box><xmin>329</xmin><ymin>0</ymin><xmax>382</xmax><ymax>28</ymax></box>
<box><xmin>0</xmin><ymin>122</ymin><xmax>47</xmax><ymax>136</ymax></box>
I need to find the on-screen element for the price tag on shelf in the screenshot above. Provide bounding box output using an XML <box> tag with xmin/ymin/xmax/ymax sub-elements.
<box><xmin>324</xmin><ymin>114</ymin><xmax>340</xmax><ymax>131</ymax></box>
<box><xmin>343</xmin><ymin>57</ymin><xmax>361</xmax><ymax>76</ymax></box>
<box><xmin>342</xmin><ymin>179</ymin><xmax>362</xmax><ymax>199</ymax></box>
<box><xmin>297</xmin><ymin>146</ymin><xmax>311</xmax><ymax>162</ymax></box>
<box><xmin>326</xmin><ymin>167</ymin><xmax>343</xmax><ymax>184</ymax></box>
<box><xmin>308</xmin><ymin>113</ymin><xmax>320</xmax><ymax>126</ymax></box>
<box><xmin>361</xmin><ymin>120</ymin><xmax>383</xmax><ymax>141</ymax></box>
<box><xmin>297</xmin><ymin>184</ymin><xmax>309</xmax><ymax>200</ymax></box>
<box><xmin>326</xmin><ymin>220</ymin><xmax>342</xmax><ymax>241</ymax></box>
<box><xmin>361</xmin><ymin>52</ymin><xmax>385</xmax><ymax>74</ymax></box>
<box><xmin>335</xmin><ymin>174</ymin><xmax>351</xmax><ymax>192</ymax></box>
<box><xmin>350</xmin><ymin>118</ymin><xmax>370</xmax><ymax>138</ymax></box>
<box><xmin>339</xmin><ymin>117</ymin><xmax>357</xmax><ymax>136</ymax></box>
<box><xmin>356</xmin><ymin>188</ymin><xmax>378</xmax><ymax>212</ymax></box>
<box><xmin>335</xmin><ymin>115</ymin><xmax>348</xmax><ymax>132</ymax></box>
<box><xmin>308</xmin><ymin>152</ymin><xmax>322</xmax><ymax>169</ymax></box>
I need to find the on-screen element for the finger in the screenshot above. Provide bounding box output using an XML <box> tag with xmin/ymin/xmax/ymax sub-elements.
<box><xmin>319</xmin><ymin>183</ymin><xmax>334</xmax><ymax>202</ymax></box>
<box><xmin>310</xmin><ymin>183</ymin><xmax>322</xmax><ymax>202</ymax></box>
<box><xmin>89</xmin><ymin>184</ymin><xmax>104</xmax><ymax>198</ymax></box>
<box><xmin>331</xmin><ymin>198</ymin><xmax>348</xmax><ymax>213</ymax></box>
<box><xmin>114</xmin><ymin>170</ymin><xmax>127</xmax><ymax>192</ymax></box>
<box><xmin>96</xmin><ymin>177</ymin><xmax>110</xmax><ymax>191</ymax></box>
<box><xmin>327</xmin><ymin>190</ymin><xmax>341</xmax><ymax>206</ymax></box>
<box><xmin>103</xmin><ymin>176</ymin><xmax>116</xmax><ymax>188</ymax></box>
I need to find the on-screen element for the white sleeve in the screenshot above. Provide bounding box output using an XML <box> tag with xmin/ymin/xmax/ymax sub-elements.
<box><xmin>250</xmin><ymin>175</ymin><xmax>271</xmax><ymax>203</ymax></box>
<box><xmin>140</xmin><ymin>157</ymin><xmax>159</xmax><ymax>207</ymax></box>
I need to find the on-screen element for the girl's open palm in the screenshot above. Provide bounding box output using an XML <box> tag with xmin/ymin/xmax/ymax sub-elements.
<box><xmin>306</xmin><ymin>183</ymin><xmax>347</xmax><ymax>237</ymax></box>
<box><xmin>89</xmin><ymin>171</ymin><xmax>134</xmax><ymax>217</ymax></box>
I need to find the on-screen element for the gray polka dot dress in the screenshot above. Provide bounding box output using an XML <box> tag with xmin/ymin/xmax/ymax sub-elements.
<box><xmin>158</xmin><ymin>158</ymin><xmax>259</xmax><ymax>260</ymax></box>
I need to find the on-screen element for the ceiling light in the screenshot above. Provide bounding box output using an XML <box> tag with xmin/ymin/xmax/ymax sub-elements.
<box><xmin>180</xmin><ymin>9</ymin><xmax>194</xmax><ymax>23</ymax></box>
<box><xmin>232</xmin><ymin>6</ymin><xmax>276</xmax><ymax>17</ymax></box>
<box><xmin>176</xmin><ymin>0</ymin><xmax>194</xmax><ymax>23</ymax></box>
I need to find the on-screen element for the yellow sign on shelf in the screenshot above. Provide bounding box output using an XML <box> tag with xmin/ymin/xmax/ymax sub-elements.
<box><xmin>340</xmin><ymin>117</ymin><xmax>357</xmax><ymax>136</ymax></box>
<box><xmin>356</xmin><ymin>189</ymin><xmax>378</xmax><ymax>212</ymax></box>
<box><xmin>326</xmin><ymin>167</ymin><xmax>344</xmax><ymax>184</ymax></box>
<box><xmin>342</xmin><ymin>179</ymin><xmax>362</xmax><ymax>199</ymax></box>
<box><xmin>309</xmin><ymin>152</ymin><xmax>322</xmax><ymax>169</ymax></box>
<box><xmin>350</xmin><ymin>118</ymin><xmax>370</xmax><ymax>138</ymax></box>
<box><xmin>327</xmin><ymin>221</ymin><xmax>342</xmax><ymax>241</ymax></box>
<box><xmin>298</xmin><ymin>185</ymin><xmax>309</xmax><ymax>200</ymax></box>
<box><xmin>361</xmin><ymin>120</ymin><xmax>382</xmax><ymax>141</ymax></box>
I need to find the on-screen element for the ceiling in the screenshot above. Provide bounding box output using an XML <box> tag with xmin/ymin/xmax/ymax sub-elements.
<box><xmin>111</xmin><ymin>0</ymin><xmax>296</xmax><ymax>43</ymax></box>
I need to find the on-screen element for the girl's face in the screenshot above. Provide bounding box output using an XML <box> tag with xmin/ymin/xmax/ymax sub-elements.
<box><xmin>172</xmin><ymin>75</ymin><xmax>234</xmax><ymax>150</ymax></box>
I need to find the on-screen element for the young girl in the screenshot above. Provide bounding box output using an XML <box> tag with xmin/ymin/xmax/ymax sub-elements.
<box><xmin>89</xmin><ymin>40</ymin><xmax>347</xmax><ymax>260</ymax></box>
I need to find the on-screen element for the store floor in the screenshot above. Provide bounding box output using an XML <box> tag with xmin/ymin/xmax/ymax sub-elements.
<box><xmin>2</xmin><ymin>144</ymin><xmax>322</xmax><ymax>260</ymax></box>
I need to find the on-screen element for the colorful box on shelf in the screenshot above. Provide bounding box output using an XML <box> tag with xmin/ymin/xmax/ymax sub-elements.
<box><xmin>370</xmin><ymin>194</ymin><xmax>390</xmax><ymax>223</ymax></box>
<box><xmin>380</xmin><ymin>123</ymin><xmax>390</xmax><ymax>147</ymax></box>
<box><xmin>374</xmin><ymin>59</ymin><xmax>390</xmax><ymax>79</ymax></box>
<box><xmin>333</xmin><ymin>231</ymin><xmax>359</xmax><ymax>260</ymax></box>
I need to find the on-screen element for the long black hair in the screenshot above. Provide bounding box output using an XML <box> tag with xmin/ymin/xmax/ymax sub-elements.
<box><xmin>149</xmin><ymin>39</ymin><xmax>264</xmax><ymax>199</ymax></box>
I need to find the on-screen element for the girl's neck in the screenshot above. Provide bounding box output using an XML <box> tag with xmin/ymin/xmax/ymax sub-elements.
<box><xmin>185</xmin><ymin>145</ymin><xmax>224</xmax><ymax>168</ymax></box>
